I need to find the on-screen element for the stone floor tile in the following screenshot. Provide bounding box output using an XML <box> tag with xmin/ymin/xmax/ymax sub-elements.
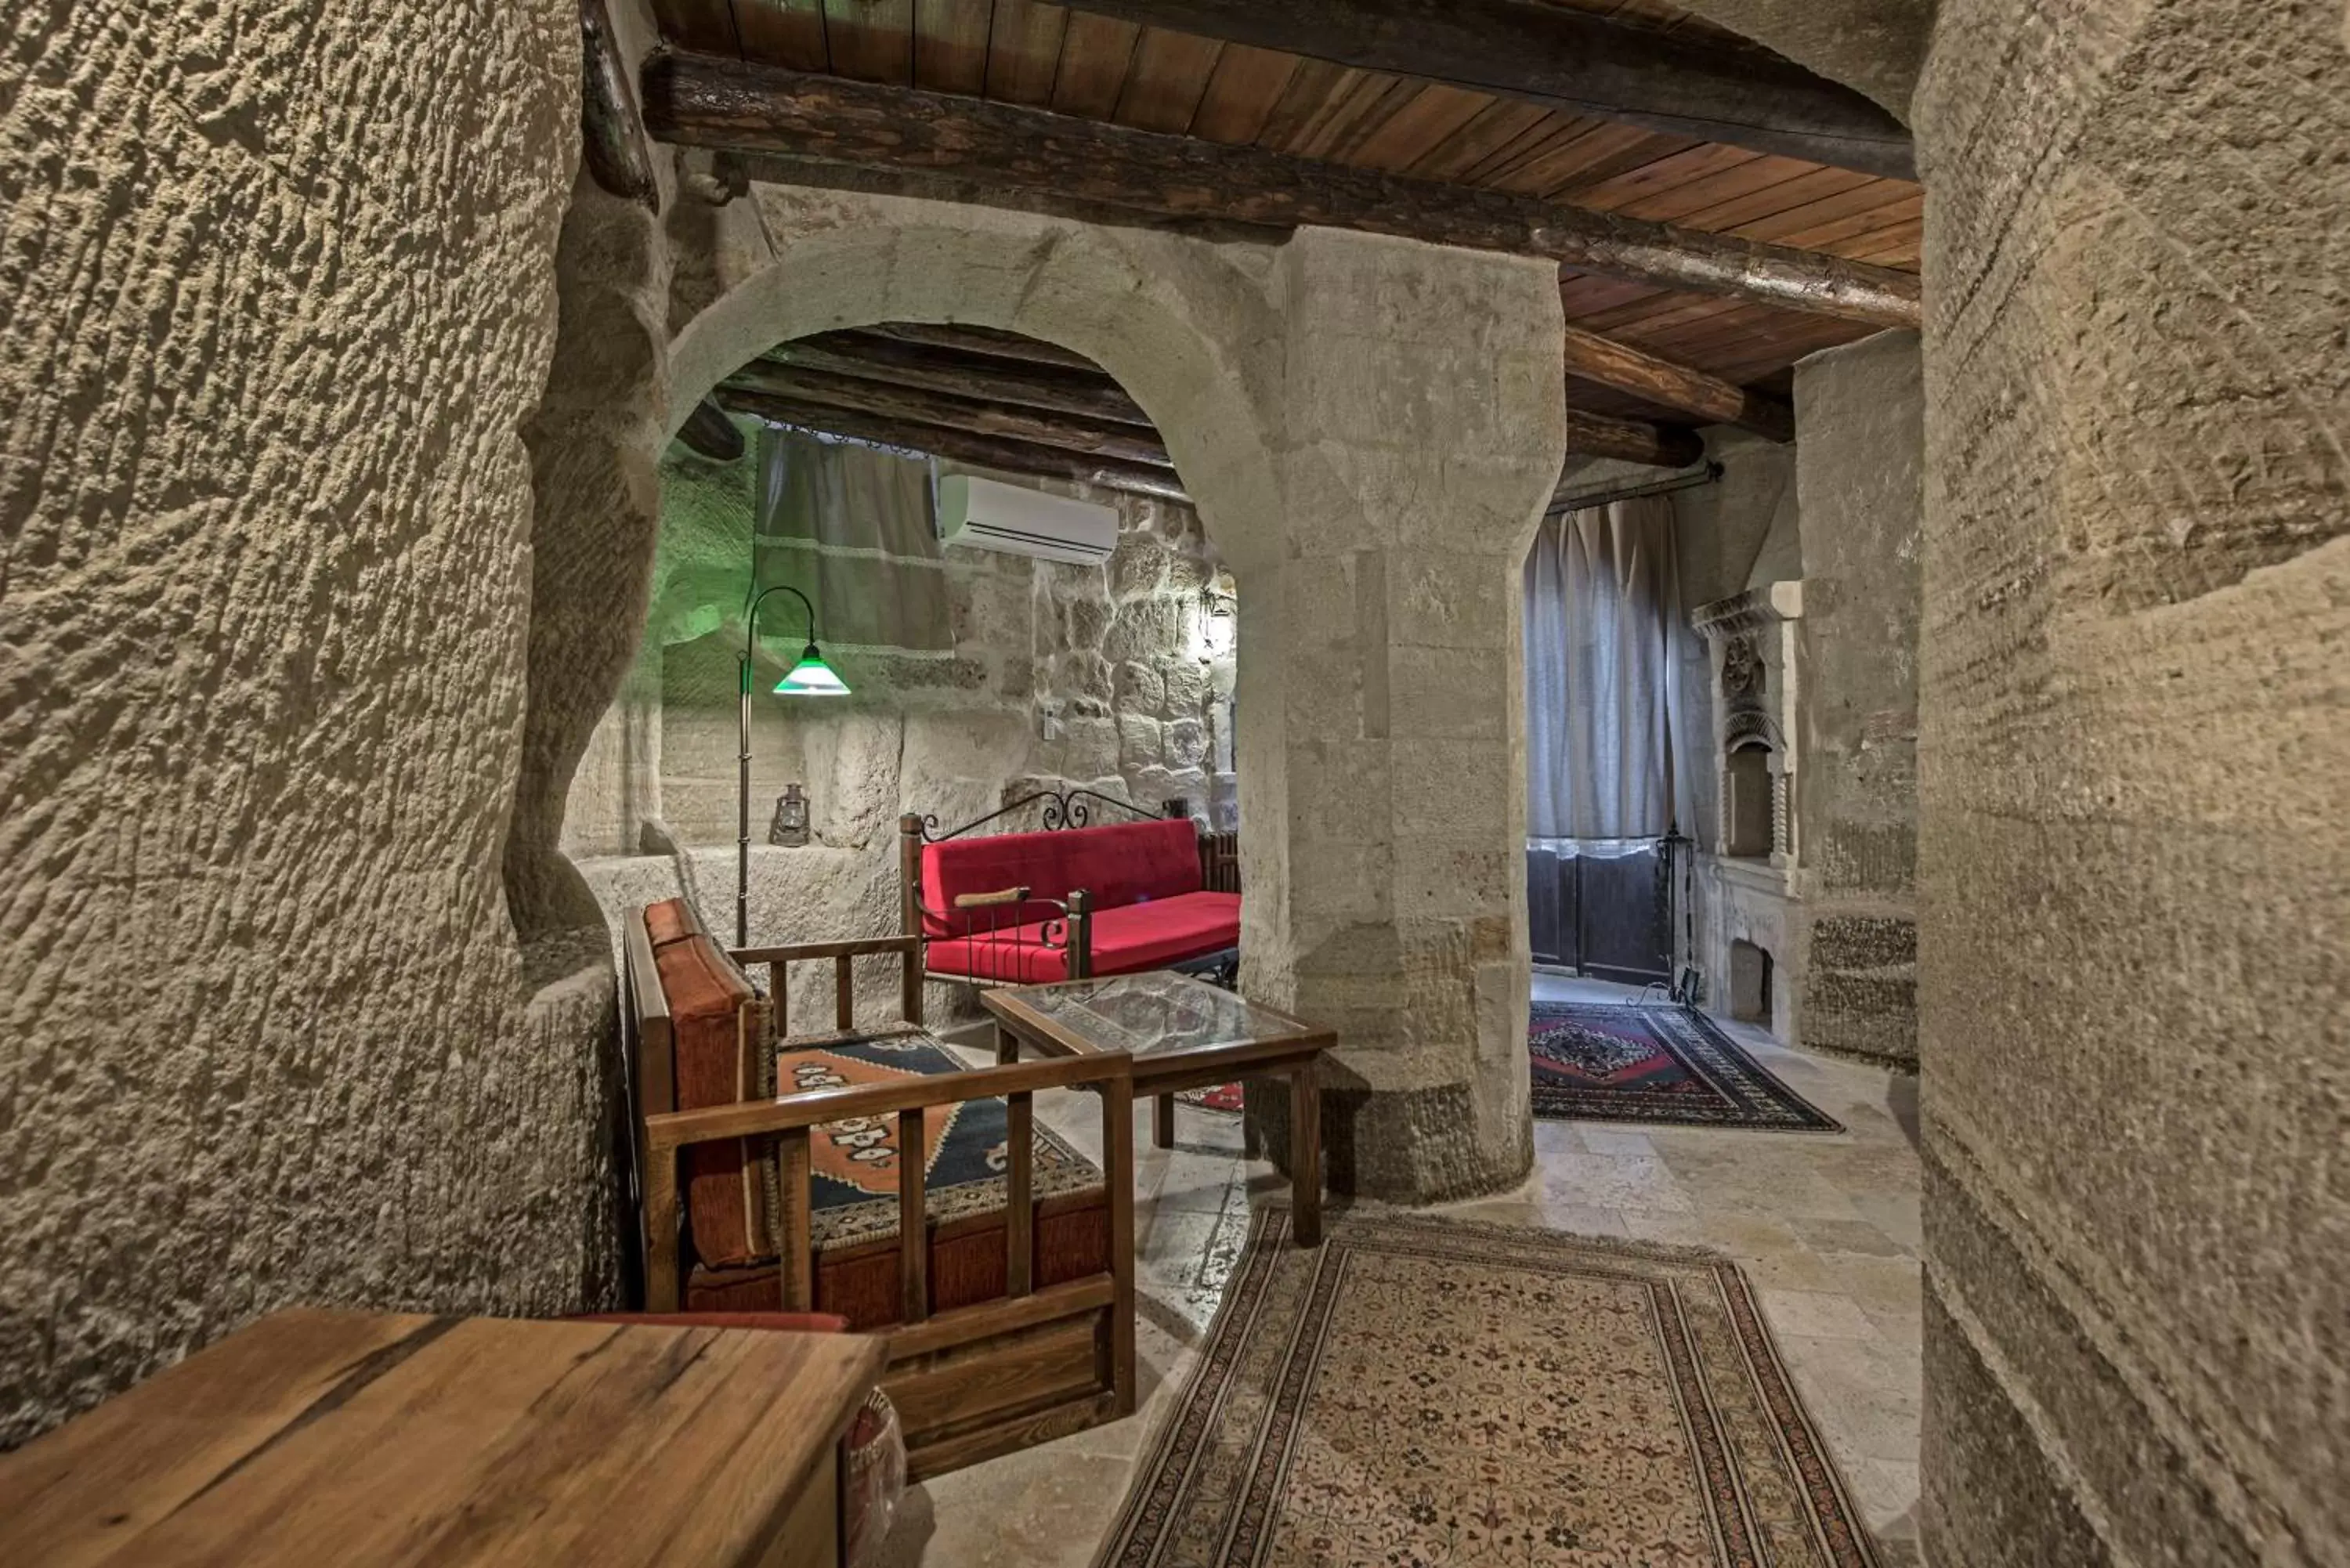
<box><xmin>1759</xmin><ymin>1286</ymin><xmax>1885</xmax><ymax>1340</ymax></box>
<box><xmin>1573</xmin><ymin>1125</ymin><xmax>1657</xmax><ymax>1156</ymax></box>
<box><xmin>1538</xmin><ymin>1151</ymin><xmax>1696</xmax><ymax>1212</ymax></box>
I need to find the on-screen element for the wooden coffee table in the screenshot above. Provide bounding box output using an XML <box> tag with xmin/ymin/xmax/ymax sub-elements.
<box><xmin>0</xmin><ymin>1310</ymin><xmax>884</xmax><ymax>1566</ymax></box>
<box><xmin>983</xmin><ymin>970</ymin><xmax>1333</xmax><ymax>1246</ymax></box>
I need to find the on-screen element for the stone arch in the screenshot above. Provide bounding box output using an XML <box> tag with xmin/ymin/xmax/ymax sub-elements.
<box><xmin>663</xmin><ymin>195</ymin><xmax>1287</xmax><ymax>569</ymax></box>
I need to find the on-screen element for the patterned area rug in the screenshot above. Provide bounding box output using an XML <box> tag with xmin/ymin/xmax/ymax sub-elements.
<box><xmin>1175</xmin><ymin>1083</ymin><xmax>1244</xmax><ymax>1115</ymax></box>
<box><xmin>1530</xmin><ymin>1002</ymin><xmax>1842</xmax><ymax>1131</ymax></box>
<box><xmin>1100</xmin><ymin>1211</ymin><xmax>1879</xmax><ymax>1568</ymax></box>
<box><xmin>776</xmin><ymin>1031</ymin><xmax>1099</xmax><ymax>1250</ymax></box>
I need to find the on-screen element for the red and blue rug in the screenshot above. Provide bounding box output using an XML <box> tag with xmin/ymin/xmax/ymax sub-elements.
<box><xmin>1529</xmin><ymin>1002</ymin><xmax>1842</xmax><ymax>1131</ymax></box>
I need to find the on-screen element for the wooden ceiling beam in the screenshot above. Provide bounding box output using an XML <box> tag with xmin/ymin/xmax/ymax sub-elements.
<box><xmin>863</xmin><ymin>323</ymin><xmax>1102</xmax><ymax>372</ymax></box>
<box><xmin>641</xmin><ymin>53</ymin><xmax>1921</xmax><ymax>327</ymax></box>
<box><xmin>766</xmin><ymin>332</ymin><xmax>1155</xmax><ymax>428</ymax></box>
<box><xmin>1560</xmin><ymin>323</ymin><xmax>1794</xmax><ymax>442</ymax></box>
<box><xmin>1567</xmin><ymin>410</ymin><xmax>1706</xmax><ymax>469</ymax></box>
<box><xmin>1056</xmin><ymin>0</ymin><xmax>1913</xmax><ymax>180</ymax></box>
<box><xmin>725</xmin><ymin>363</ymin><xmax>1175</xmax><ymax>467</ymax></box>
<box><xmin>715</xmin><ymin>388</ymin><xmax>1194</xmax><ymax>503</ymax></box>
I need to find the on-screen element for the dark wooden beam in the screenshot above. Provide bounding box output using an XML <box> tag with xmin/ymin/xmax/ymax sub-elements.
<box><xmin>724</xmin><ymin>363</ymin><xmax>1175</xmax><ymax>467</ymax></box>
<box><xmin>866</xmin><ymin>323</ymin><xmax>1103</xmax><ymax>374</ymax></box>
<box><xmin>1567</xmin><ymin>410</ymin><xmax>1707</xmax><ymax>469</ymax></box>
<box><xmin>768</xmin><ymin>333</ymin><xmax>1153</xmax><ymax>428</ymax></box>
<box><xmin>717</xmin><ymin>388</ymin><xmax>1192</xmax><ymax>503</ymax></box>
<box><xmin>641</xmin><ymin>54</ymin><xmax>1922</xmax><ymax>327</ymax></box>
<box><xmin>1561</xmin><ymin>324</ymin><xmax>1795</xmax><ymax>443</ymax></box>
<box><xmin>677</xmin><ymin>396</ymin><xmax>745</xmax><ymax>461</ymax></box>
<box><xmin>742</xmin><ymin>341</ymin><xmax>1700</xmax><ymax>468</ymax></box>
<box><xmin>578</xmin><ymin>0</ymin><xmax>659</xmax><ymax>212</ymax></box>
<box><xmin>1057</xmin><ymin>0</ymin><xmax>1913</xmax><ymax>180</ymax></box>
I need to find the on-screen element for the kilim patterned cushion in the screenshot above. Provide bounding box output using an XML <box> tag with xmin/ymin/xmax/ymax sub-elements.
<box><xmin>777</xmin><ymin>1031</ymin><xmax>1102</xmax><ymax>1252</ymax></box>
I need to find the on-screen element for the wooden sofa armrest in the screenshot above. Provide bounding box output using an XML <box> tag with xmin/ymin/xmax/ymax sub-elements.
<box><xmin>642</xmin><ymin>1051</ymin><xmax>1136</xmax><ymax>1324</ymax></box>
<box><xmin>952</xmin><ymin>887</ymin><xmax>1030</xmax><ymax>910</ymax></box>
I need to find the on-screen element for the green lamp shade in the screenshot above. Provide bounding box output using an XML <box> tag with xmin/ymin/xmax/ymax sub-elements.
<box><xmin>774</xmin><ymin>644</ymin><xmax>850</xmax><ymax>696</ymax></box>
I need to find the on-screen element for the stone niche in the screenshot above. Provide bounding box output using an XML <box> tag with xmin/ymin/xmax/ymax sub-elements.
<box><xmin>1690</xmin><ymin>580</ymin><xmax>1806</xmax><ymax>1043</ymax></box>
<box><xmin>563</xmin><ymin>416</ymin><xmax>1239</xmax><ymax>1034</ymax></box>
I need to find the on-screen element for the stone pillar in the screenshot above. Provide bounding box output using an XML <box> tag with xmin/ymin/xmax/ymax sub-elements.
<box><xmin>1913</xmin><ymin>2</ymin><xmax>2349</xmax><ymax>1563</ymax></box>
<box><xmin>1789</xmin><ymin>329</ymin><xmax>1922</xmax><ymax>1068</ymax></box>
<box><xmin>1235</xmin><ymin>230</ymin><xmax>1564</xmax><ymax>1204</ymax></box>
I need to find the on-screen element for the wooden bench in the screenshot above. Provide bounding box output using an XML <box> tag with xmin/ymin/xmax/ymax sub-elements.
<box><xmin>623</xmin><ymin>898</ymin><xmax>1137</xmax><ymax>1478</ymax></box>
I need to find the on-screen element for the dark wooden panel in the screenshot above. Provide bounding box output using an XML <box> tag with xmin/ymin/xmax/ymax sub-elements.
<box><xmin>823</xmin><ymin>0</ymin><xmax>915</xmax><ymax>82</ymax></box>
<box><xmin>1579</xmin><ymin>844</ymin><xmax>1669</xmax><ymax>985</ymax></box>
<box><xmin>736</xmin><ymin>0</ymin><xmax>830</xmax><ymax>69</ymax></box>
<box><xmin>650</xmin><ymin>0</ymin><xmax>742</xmax><ymax>54</ymax></box>
<box><xmin>1403</xmin><ymin>97</ymin><xmax>1555</xmax><ymax>181</ymax></box>
<box><xmin>1342</xmin><ymin>81</ymin><xmax>1492</xmax><ymax>173</ymax></box>
<box><xmin>984</xmin><ymin>0</ymin><xmax>1069</xmax><ymax>104</ymax></box>
<box><xmin>1185</xmin><ymin>42</ymin><xmax>1298</xmax><ymax>143</ymax></box>
<box><xmin>913</xmin><ymin>0</ymin><xmax>992</xmax><ymax>92</ymax></box>
<box><xmin>1112</xmin><ymin>26</ymin><xmax>1223</xmax><ymax>132</ymax></box>
<box><xmin>1050</xmin><ymin>9</ymin><xmax>1141</xmax><ymax>117</ymax></box>
<box><xmin>1563</xmin><ymin>142</ymin><xmax>1766</xmax><ymax>210</ymax></box>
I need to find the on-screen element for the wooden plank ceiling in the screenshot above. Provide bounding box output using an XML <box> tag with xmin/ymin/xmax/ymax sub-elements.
<box><xmin>645</xmin><ymin>0</ymin><xmax>1922</xmax><ymax>432</ymax></box>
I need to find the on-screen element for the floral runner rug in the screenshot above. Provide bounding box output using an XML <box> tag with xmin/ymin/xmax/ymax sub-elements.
<box><xmin>1098</xmin><ymin>1210</ymin><xmax>1879</xmax><ymax>1568</ymax></box>
<box><xmin>1531</xmin><ymin>1001</ymin><xmax>1843</xmax><ymax>1131</ymax></box>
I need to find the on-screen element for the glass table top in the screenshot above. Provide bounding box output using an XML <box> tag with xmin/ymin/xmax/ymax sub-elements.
<box><xmin>1005</xmin><ymin>972</ymin><xmax>1305</xmax><ymax>1054</ymax></box>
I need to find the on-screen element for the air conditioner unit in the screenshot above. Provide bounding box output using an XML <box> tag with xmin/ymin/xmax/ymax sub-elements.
<box><xmin>935</xmin><ymin>473</ymin><xmax>1118</xmax><ymax>566</ymax></box>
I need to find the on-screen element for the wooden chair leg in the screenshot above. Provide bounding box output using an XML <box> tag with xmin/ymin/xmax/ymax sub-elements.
<box><xmin>1101</xmin><ymin>1074</ymin><xmax>1137</xmax><ymax>1416</ymax></box>
<box><xmin>1153</xmin><ymin>1093</ymin><xmax>1175</xmax><ymax>1150</ymax></box>
<box><xmin>1289</xmin><ymin>1063</ymin><xmax>1322</xmax><ymax>1248</ymax></box>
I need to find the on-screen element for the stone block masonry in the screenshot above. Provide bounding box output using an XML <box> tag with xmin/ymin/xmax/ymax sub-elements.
<box><xmin>1792</xmin><ymin>329</ymin><xmax>1922</xmax><ymax>1068</ymax></box>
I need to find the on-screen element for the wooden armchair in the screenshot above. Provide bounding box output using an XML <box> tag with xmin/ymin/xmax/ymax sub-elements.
<box><xmin>624</xmin><ymin>901</ymin><xmax>1137</xmax><ymax>1479</ymax></box>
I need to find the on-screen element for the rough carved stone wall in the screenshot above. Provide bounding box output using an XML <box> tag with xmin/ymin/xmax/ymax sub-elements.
<box><xmin>1792</xmin><ymin>331</ymin><xmax>1922</xmax><ymax>1068</ymax></box>
<box><xmin>1914</xmin><ymin>0</ymin><xmax>2348</xmax><ymax>1561</ymax></box>
<box><xmin>0</xmin><ymin>2</ymin><xmax>614</xmax><ymax>1443</ymax></box>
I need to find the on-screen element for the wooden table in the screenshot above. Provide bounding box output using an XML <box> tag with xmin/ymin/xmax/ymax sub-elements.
<box><xmin>0</xmin><ymin>1309</ymin><xmax>886</xmax><ymax>1568</ymax></box>
<box><xmin>983</xmin><ymin>970</ymin><xmax>1333</xmax><ymax>1246</ymax></box>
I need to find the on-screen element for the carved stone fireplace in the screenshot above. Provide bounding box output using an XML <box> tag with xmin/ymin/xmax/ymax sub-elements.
<box><xmin>1690</xmin><ymin>581</ymin><xmax>1806</xmax><ymax>1042</ymax></box>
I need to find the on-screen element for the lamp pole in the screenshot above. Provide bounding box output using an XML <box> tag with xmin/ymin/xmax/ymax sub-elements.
<box><xmin>739</xmin><ymin>583</ymin><xmax>819</xmax><ymax>948</ymax></box>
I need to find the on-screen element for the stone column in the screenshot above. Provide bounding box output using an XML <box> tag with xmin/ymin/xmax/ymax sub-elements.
<box><xmin>1235</xmin><ymin>230</ymin><xmax>1564</xmax><ymax>1204</ymax></box>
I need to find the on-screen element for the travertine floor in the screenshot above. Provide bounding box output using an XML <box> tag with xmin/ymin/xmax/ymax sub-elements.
<box><xmin>880</xmin><ymin>975</ymin><xmax>1922</xmax><ymax>1567</ymax></box>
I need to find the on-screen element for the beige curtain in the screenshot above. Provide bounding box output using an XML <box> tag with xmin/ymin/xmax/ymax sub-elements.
<box><xmin>753</xmin><ymin>425</ymin><xmax>952</xmax><ymax>654</ymax></box>
<box><xmin>1522</xmin><ymin>494</ymin><xmax>1702</xmax><ymax>841</ymax></box>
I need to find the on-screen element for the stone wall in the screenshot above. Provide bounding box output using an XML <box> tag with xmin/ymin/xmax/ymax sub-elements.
<box><xmin>1791</xmin><ymin>331</ymin><xmax>1922</xmax><ymax>1067</ymax></box>
<box><xmin>1914</xmin><ymin>0</ymin><xmax>2348</xmax><ymax>1563</ymax></box>
<box><xmin>0</xmin><ymin>1</ymin><xmax>610</xmax><ymax>1443</ymax></box>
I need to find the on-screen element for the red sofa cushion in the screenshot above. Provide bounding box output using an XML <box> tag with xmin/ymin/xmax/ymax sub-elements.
<box><xmin>925</xmin><ymin>890</ymin><xmax>1239</xmax><ymax>983</ymax></box>
<box><xmin>920</xmin><ymin>818</ymin><xmax>1202</xmax><ymax>938</ymax></box>
<box><xmin>642</xmin><ymin>898</ymin><xmax>772</xmax><ymax>1269</ymax></box>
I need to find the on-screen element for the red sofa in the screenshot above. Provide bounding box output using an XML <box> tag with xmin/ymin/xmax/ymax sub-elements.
<box><xmin>908</xmin><ymin>815</ymin><xmax>1240</xmax><ymax>983</ymax></box>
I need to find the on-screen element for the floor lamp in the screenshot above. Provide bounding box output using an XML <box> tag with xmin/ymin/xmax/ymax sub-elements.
<box><xmin>738</xmin><ymin>583</ymin><xmax>849</xmax><ymax>946</ymax></box>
